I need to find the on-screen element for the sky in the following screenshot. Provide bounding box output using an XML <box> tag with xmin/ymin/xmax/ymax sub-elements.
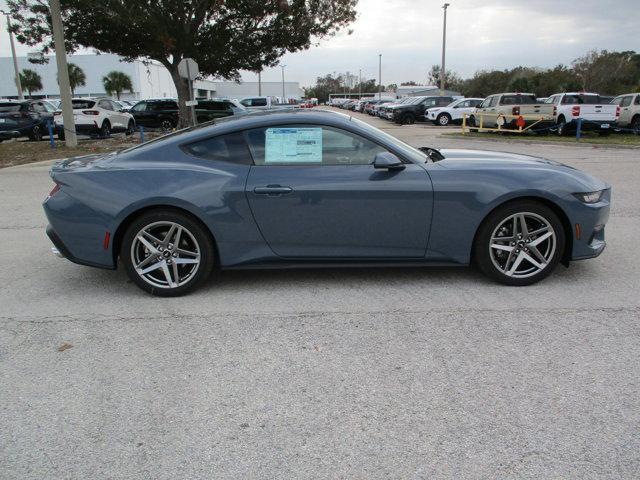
<box><xmin>1</xmin><ymin>0</ymin><xmax>637</xmax><ymax>88</ymax></box>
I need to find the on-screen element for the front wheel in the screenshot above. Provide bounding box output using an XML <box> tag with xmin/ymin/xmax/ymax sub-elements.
<box><xmin>29</xmin><ymin>125</ymin><xmax>43</xmax><ymax>141</ymax></box>
<box><xmin>121</xmin><ymin>210</ymin><xmax>215</xmax><ymax>296</ymax></box>
<box><xmin>100</xmin><ymin>121</ymin><xmax>111</xmax><ymax>138</ymax></box>
<box><xmin>473</xmin><ymin>201</ymin><xmax>565</xmax><ymax>286</ymax></box>
<box><xmin>437</xmin><ymin>113</ymin><xmax>451</xmax><ymax>126</ymax></box>
<box><xmin>125</xmin><ymin>120</ymin><xmax>135</xmax><ymax>136</ymax></box>
<box><xmin>399</xmin><ymin>113</ymin><xmax>415</xmax><ymax>125</ymax></box>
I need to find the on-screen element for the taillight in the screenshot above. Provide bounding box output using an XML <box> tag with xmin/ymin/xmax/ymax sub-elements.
<box><xmin>572</xmin><ymin>106</ymin><xmax>580</xmax><ymax>117</ymax></box>
<box><xmin>54</xmin><ymin>111</ymin><xmax>62</xmax><ymax>116</ymax></box>
<box><xmin>553</xmin><ymin>106</ymin><xmax>557</xmax><ymax>116</ymax></box>
<box><xmin>82</xmin><ymin>110</ymin><xmax>100</xmax><ymax>115</ymax></box>
<box><xmin>47</xmin><ymin>183</ymin><xmax>61</xmax><ymax>199</ymax></box>
<box><xmin>616</xmin><ymin>105</ymin><xmax>621</xmax><ymax>117</ymax></box>
<box><xmin>512</xmin><ymin>106</ymin><xmax>520</xmax><ymax>116</ymax></box>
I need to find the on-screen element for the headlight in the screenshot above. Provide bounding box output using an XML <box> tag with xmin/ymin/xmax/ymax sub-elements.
<box><xmin>573</xmin><ymin>190</ymin><xmax>604</xmax><ymax>204</ymax></box>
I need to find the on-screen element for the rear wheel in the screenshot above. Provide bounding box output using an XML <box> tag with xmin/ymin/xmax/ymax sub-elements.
<box><xmin>557</xmin><ymin>116</ymin><xmax>568</xmax><ymax>136</ymax></box>
<box><xmin>100</xmin><ymin>121</ymin><xmax>111</xmax><ymax>138</ymax></box>
<box><xmin>160</xmin><ymin>119</ymin><xmax>174</xmax><ymax>132</ymax></box>
<box><xmin>474</xmin><ymin>201</ymin><xmax>565</xmax><ymax>286</ymax></box>
<box><xmin>631</xmin><ymin>116</ymin><xmax>640</xmax><ymax>134</ymax></box>
<box><xmin>121</xmin><ymin>210</ymin><xmax>215</xmax><ymax>296</ymax></box>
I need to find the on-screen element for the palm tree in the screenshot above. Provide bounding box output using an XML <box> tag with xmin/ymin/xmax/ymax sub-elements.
<box><xmin>102</xmin><ymin>71</ymin><xmax>133</xmax><ymax>100</ymax></box>
<box><xmin>67</xmin><ymin>63</ymin><xmax>86</xmax><ymax>95</ymax></box>
<box><xmin>19</xmin><ymin>69</ymin><xmax>43</xmax><ymax>98</ymax></box>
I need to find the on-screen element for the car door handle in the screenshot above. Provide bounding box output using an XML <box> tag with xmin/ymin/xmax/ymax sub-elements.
<box><xmin>253</xmin><ymin>185</ymin><xmax>293</xmax><ymax>195</ymax></box>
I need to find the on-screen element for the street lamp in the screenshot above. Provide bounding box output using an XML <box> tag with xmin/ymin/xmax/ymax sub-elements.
<box><xmin>1</xmin><ymin>10</ymin><xmax>24</xmax><ymax>99</ymax></box>
<box><xmin>280</xmin><ymin>64</ymin><xmax>286</xmax><ymax>104</ymax></box>
<box><xmin>440</xmin><ymin>3</ymin><xmax>450</xmax><ymax>96</ymax></box>
<box><xmin>378</xmin><ymin>54</ymin><xmax>382</xmax><ymax>100</ymax></box>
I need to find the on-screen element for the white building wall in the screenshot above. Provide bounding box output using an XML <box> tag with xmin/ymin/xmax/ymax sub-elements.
<box><xmin>0</xmin><ymin>54</ymin><xmax>302</xmax><ymax>102</ymax></box>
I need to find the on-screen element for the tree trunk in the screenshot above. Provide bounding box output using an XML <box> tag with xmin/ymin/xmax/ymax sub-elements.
<box><xmin>168</xmin><ymin>65</ymin><xmax>194</xmax><ymax>129</ymax></box>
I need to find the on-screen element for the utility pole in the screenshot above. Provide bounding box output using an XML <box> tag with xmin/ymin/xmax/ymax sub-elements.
<box><xmin>440</xmin><ymin>3</ymin><xmax>450</xmax><ymax>96</ymax></box>
<box><xmin>378</xmin><ymin>54</ymin><xmax>382</xmax><ymax>100</ymax></box>
<box><xmin>1</xmin><ymin>10</ymin><xmax>24</xmax><ymax>99</ymax></box>
<box><xmin>50</xmin><ymin>0</ymin><xmax>77</xmax><ymax>147</ymax></box>
<box><xmin>280</xmin><ymin>65</ymin><xmax>286</xmax><ymax>103</ymax></box>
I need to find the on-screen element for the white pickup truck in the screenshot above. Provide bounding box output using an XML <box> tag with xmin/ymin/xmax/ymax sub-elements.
<box><xmin>544</xmin><ymin>93</ymin><xmax>619</xmax><ymax>135</ymax></box>
<box><xmin>611</xmin><ymin>93</ymin><xmax>640</xmax><ymax>131</ymax></box>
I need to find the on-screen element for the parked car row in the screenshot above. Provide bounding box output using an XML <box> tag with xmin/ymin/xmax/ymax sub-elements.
<box><xmin>332</xmin><ymin>90</ymin><xmax>640</xmax><ymax>135</ymax></box>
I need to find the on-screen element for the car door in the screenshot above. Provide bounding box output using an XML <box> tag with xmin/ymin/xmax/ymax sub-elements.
<box><xmin>244</xmin><ymin>124</ymin><xmax>433</xmax><ymax>258</ymax></box>
<box><xmin>108</xmin><ymin>100</ymin><xmax>129</xmax><ymax>130</ymax></box>
<box><xmin>97</xmin><ymin>99</ymin><xmax>116</xmax><ymax>128</ymax></box>
<box><xmin>130</xmin><ymin>102</ymin><xmax>149</xmax><ymax>126</ymax></box>
<box><xmin>617</xmin><ymin>95</ymin><xmax>633</xmax><ymax>126</ymax></box>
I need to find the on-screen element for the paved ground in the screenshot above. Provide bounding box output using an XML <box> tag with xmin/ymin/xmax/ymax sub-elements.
<box><xmin>1</xmin><ymin>111</ymin><xmax>639</xmax><ymax>479</ymax></box>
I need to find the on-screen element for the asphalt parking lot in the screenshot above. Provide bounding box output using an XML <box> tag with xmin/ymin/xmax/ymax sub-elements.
<box><xmin>1</xmin><ymin>111</ymin><xmax>639</xmax><ymax>479</ymax></box>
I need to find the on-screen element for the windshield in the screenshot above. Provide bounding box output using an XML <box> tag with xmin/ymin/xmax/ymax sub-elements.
<box><xmin>350</xmin><ymin>116</ymin><xmax>429</xmax><ymax>163</ymax></box>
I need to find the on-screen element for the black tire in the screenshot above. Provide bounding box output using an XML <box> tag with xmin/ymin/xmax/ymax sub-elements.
<box><xmin>58</xmin><ymin>129</ymin><xmax>65</xmax><ymax>141</ymax></box>
<box><xmin>632</xmin><ymin>116</ymin><xmax>640</xmax><ymax>134</ymax></box>
<box><xmin>436</xmin><ymin>113</ymin><xmax>451</xmax><ymax>126</ymax></box>
<box><xmin>29</xmin><ymin>124</ymin><xmax>43</xmax><ymax>141</ymax></box>
<box><xmin>473</xmin><ymin>201</ymin><xmax>565</xmax><ymax>286</ymax></box>
<box><xmin>100</xmin><ymin>121</ymin><xmax>111</xmax><ymax>138</ymax></box>
<box><xmin>160</xmin><ymin>119</ymin><xmax>174</xmax><ymax>132</ymax></box>
<box><xmin>557</xmin><ymin>116</ymin><xmax>568</xmax><ymax>136</ymax></box>
<box><xmin>399</xmin><ymin>113</ymin><xmax>415</xmax><ymax>125</ymax></box>
<box><xmin>121</xmin><ymin>209</ymin><xmax>215</xmax><ymax>297</ymax></box>
<box><xmin>468</xmin><ymin>115</ymin><xmax>477</xmax><ymax>128</ymax></box>
<box><xmin>125</xmin><ymin>120</ymin><xmax>135</xmax><ymax>136</ymax></box>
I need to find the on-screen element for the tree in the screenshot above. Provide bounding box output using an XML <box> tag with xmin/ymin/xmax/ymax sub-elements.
<box><xmin>572</xmin><ymin>50</ymin><xmax>640</xmax><ymax>94</ymax></box>
<box><xmin>102</xmin><ymin>71</ymin><xmax>133</xmax><ymax>100</ymax></box>
<box><xmin>427</xmin><ymin>65</ymin><xmax>462</xmax><ymax>91</ymax></box>
<box><xmin>8</xmin><ymin>0</ymin><xmax>358</xmax><ymax>127</ymax></box>
<box><xmin>67</xmin><ymin>63</ymin><xmax>86</xmax><ymax>95</ymax></box>
<box><xmin>19</xmin><ymin>69</ymin><xmax>42</xmax><ymax>97</ymax></box>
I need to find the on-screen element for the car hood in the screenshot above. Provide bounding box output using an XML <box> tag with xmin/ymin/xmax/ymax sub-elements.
<box><xmin>435</xmin><ymin>149</ymin><xmax>608</xmax><ymax>191</ymax></box>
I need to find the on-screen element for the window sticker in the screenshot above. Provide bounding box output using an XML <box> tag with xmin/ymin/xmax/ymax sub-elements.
<box><xmin>265</xmin><ymin>127</ymin><xmax>322</xmax><ymax>164</ymax></box>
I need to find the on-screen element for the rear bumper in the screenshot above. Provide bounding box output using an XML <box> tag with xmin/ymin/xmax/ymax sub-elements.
<box><xmin>568</xmin><ymin>119</ymin><xmax>617</xmax><ymax>131</ymax></box>
<box><xmin>55</xmin><ymin>122</ymin><xmax>101</xmax><ymax>135</ymax></box>
<box><xmin>46</xmin><ymin>224</ymin><xmax>114</xmax><ymax>269</ymax></box>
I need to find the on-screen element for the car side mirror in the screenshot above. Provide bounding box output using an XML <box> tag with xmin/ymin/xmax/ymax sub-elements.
<box><xmin>373</xmin><ymin>152</ymin><xmax>405</xmax><ymax>171</ymax></box>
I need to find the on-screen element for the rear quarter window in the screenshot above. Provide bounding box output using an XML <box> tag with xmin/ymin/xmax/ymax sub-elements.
<box><xmin>181</xmin><ymin>131</ymin><xmax>253</xmax><ymax>165</ymax></box>
<box><xmin>500</xmin><ymin>95</ymin><xmax>537</xmax><ymax>105</ymax></box>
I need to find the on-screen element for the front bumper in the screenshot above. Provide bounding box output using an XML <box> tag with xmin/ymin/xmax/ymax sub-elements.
<box><xmin>569</xmin><ymin>189</ymin><xmax>611</xmax><ymax>261</ymax></box>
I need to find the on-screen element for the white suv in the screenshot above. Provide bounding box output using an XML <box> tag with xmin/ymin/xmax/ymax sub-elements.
<box><xmin>426</xmin><ymin>98</ymin><xmax>484</xmax><ymax>126</ymax></box>
<box><xmin>54</xmin><ymin>97</ymin><xmax>135</xmax><ymax>139</ymax></box>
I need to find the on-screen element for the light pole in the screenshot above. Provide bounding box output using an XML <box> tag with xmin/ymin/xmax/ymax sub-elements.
<box><xmin>280</xmin><ymin>64</ymin><xmax>286</xmax><ymax>103</ymax></box>
<box><xmin>50</xmin><ymin>0</ymin><xmax>77</xmax><ymax>147</ymax></box>
<box><xmin>440</xmin><ymin>3</ymin><xmax>450</xmax><ymax>96</ymax></box>
<box><xmin>378</xmin><ymin>54</ymin><xmax>382</xmax><ymax>100</ymax></box>
<box><xmin>358</xmin><ymin>68</ymin><xmax>362</xmax><ymax>99</ymax></box>
<box><xmin>1</xmin><ymin>10</ymin><xmax>24</xmax><ymax>100</ymax></box>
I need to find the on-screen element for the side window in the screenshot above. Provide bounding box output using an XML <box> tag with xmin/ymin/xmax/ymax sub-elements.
<box><xmin>99</xmin><ymin>100</ymin><xmax>113</xmax><ymax>111</ymax></box>
<box><xmin>620</xmin><ymin>96</ymin><xmax>633</xmax><ymax>107</ymax></box>
<box><xmin>182</xmin><ymin>132</ymin><xmax>253</xmax><ymax>165</ymax></box>
<box><xmin>635</xmin><ymin>95</ymin><xmax>640</xmax><ymax>106</ymax></box>
<box><xmin>131</xmin><ymin>102</ymin><xmax>147</xmax><ymax>112</ymax></box>
<box><xmin>471</xmin><ymin>100</ymin><xmax>483</xmax><ymax>107</ymax></box>
<box><xmin>245</xmin><ymin>125</ymin><xmax>388</xmax><ymax>166</ymax></box>
<box><xmin>489</xmin><ymin>96</ymin><xmax>499</xmax><ymax>107</ymax></box>
<box><xmin>252</xmin><ymin>98</ymin><xmax>267</xmax><ymax>107</ymax></box>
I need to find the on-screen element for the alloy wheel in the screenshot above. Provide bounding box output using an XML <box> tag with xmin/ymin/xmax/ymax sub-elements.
<box><xmin>489</xmin><ymin>212</ymin><xmax>556</xmax><ymax>278</ymax></box>
<box><xmin>438</xmin><ymin>114</ymin><xmax>450</xmax><ymax>126</ymax></box>
<box><xmin>161</xmin><ymin>120</ymin><xmax>173</xmax><ymax>132</ymax></box>
<box><xmin>130</xmin><ymin>221</ymin><xmax>201</xmax><ymax>289</ymax></box>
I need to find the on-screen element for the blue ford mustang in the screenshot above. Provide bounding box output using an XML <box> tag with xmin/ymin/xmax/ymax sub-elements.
<box><xmin>43</xmin><ymin>110</ymin><xmax>610</xmax><ymax>296</ymax></box>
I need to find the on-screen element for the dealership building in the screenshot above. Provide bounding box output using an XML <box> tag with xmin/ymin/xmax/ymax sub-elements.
<box><xmin>0</xmin><ymin>53</ymin><xmax>304</xmax><ymax>102</ymax></box>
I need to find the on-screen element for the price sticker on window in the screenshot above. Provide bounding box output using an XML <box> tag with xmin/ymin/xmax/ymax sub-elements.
<box><xmin>265</xmin><ymin>128</ymin><xmax>322</xmax><ymax>164</ymax></box>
